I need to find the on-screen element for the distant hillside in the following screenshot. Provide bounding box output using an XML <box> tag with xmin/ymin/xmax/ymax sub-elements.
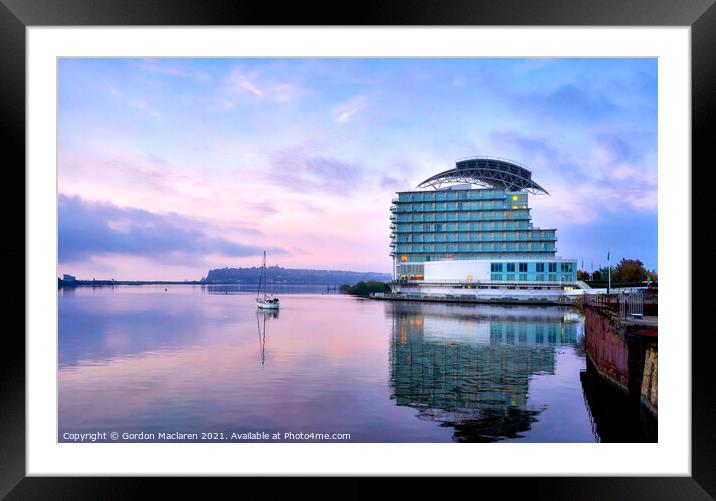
<box><xmin>204</xmin><ymin>266</ymin><xmax>391</xmax><ymax>285</ymax></box>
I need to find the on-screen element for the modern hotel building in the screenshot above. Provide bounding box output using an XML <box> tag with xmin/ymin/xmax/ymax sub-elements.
<box><xmin>389</xmin><ymin>157</ymin><xmax>581</xmax><ymax>300</ymax></box>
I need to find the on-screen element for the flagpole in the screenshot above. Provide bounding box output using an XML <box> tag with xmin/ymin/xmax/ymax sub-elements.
<box><xmin>607</xmin><ymin>249</ymin><xmax>611</xmax><ymax>294</ymax></box>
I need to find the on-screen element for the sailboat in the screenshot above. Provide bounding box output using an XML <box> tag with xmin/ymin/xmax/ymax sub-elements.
<box><xmin>256</xmin><ymin>251</ymin><xmax>280</xmax><ymax>310</ymax></box>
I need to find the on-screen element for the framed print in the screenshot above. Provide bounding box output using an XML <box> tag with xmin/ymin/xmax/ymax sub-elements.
<box><xmin>2</xmin><ymin>0</ymin><xmax>715</xmax><ymax>497</ymax></box>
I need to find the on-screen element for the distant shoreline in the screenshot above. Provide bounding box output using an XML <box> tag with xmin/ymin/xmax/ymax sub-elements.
<box><xmin>58</xmin><ymin>280</ymin><xmax>351</xmax><ymax>288</ymax></box>
<box><xmin>59</xmin><ymin>280</ymin><xmax>202</xmax><ymax>287</ymax></box>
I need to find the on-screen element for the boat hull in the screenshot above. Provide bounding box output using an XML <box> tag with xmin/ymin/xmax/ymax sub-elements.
<box><xmin>257</xmin><ymin>301</ymin><xmax>280</xmax><ymax>310</ymax></box>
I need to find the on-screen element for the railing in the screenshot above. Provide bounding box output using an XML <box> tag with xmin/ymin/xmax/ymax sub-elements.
<box><xmin>619</xmin><ymin>290</ymin><xmax>644</xmax><ymax>318</ymax></box>
<box><xmin>389</xmin><ymin>206</ymin><xmax>532</xmax><ymax>214</ymax></box>
<box><xmin>396</xmin><ymin>278</ymin><xmax>574</xmax><ymax>285</ymax></box>
<box><xmin>371</xmin><ymin>291</ymin><xmax>576</xmax><ymax>304</ymax></box>
<box><xmin>585</xmin><ymin>290</ymin><xmax>648</xmax><ymax>319</ymax></box>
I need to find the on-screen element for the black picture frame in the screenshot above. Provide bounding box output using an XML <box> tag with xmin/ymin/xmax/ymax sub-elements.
<box><xmin>1</xmin><ymin>0</ymin><xmax>714</xmax><ymax>497</ymax></box>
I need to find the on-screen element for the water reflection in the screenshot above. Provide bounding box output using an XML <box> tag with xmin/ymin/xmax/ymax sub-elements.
<box><xmin>256</xmin><ymin>309</ymin><xmax>279</xmax><ymax>366</ymax></box>
<box><xmin>59</xmin><ymin>287</ymin><xmax>626</xmax><ymax>442</ymax></box>
<box><xmin>58</xmin><ymin>287</ymin><xmax>213</xmax><ymax>367</ymax></box>
<box><xmin>388</xmin><ymin>302</ymin><xmax>580</xmax><ymax>442</ymax></box>
<box><xmin>205</xmin><ymin>284</ymin><xmax>338</xmax><ymax>295</ymax></box>
<box><xmin>579</xmin><ymin>359</ymin><xmax>658</xmax><ymax>442</ymax></box>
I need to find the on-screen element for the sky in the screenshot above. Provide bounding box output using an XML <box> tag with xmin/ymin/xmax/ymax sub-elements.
<box><xmin>58</xmin><ymin>58</ymin><xmax>658</xmax><ymax>280</ymax></box>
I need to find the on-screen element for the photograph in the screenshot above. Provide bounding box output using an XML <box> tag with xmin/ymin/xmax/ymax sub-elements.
<box><xmin>57</xmin><ymin>57</ymin><xmax>658</xmax><ymax>444</ymax></box>
<box><xmin>1</xmin><ymin>0</ymin><xmax>711</xmax><ymax>492</ymax></box>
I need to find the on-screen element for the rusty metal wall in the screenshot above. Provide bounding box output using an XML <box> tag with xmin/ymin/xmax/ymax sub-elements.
<box><xmin>584</xmin><ymin>308</ymin><xmax>630</xmax><ymax>393</ymax></box>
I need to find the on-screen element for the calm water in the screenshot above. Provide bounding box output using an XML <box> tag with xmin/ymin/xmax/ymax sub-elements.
<box><xmin>58</xmin><ymin>285</ymin><xmax>652</xmax><ymax>443</ymax></box>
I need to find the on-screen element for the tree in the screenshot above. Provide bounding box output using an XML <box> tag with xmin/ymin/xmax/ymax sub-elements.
<box><xmin>339</xmin><ymin>281</ymin><xmax>391</xmax><ymax>296</ymax></box>
<box><xmin>591</xmin><ymin>266</ymin><xmax>610</xmax><ymax>281</ymax></box>
<box><xmin>576</xmin><ymin>270</ymin><xmax>589</xmax><ymax>280</ymax></box>
<box><xmin>612</xmin><ymin>258</ymin><xmax>647</xmax><ymax>282</ymax></box>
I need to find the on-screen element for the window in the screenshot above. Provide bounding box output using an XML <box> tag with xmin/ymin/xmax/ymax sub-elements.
<box><xmin>548</xmin><ymin>326</ymin><xmax>557</xmax><ymax>344</ymax></box>
<box><xmin>561</xmin><ymin>262</ymin><xmax>573</xmax><ymax>273</ymax></box>
<box><xmin>548</xmin><ymin>262</ymin><xmax>557</xmax><ymax>273</ymax></box>
<box><xmin>536</xmin><ymin>263</ymin><xmax>544</xmax><ymax>272</ymax></box>
<box><xmin>491</xmin><ymin>263</ymin><xmax>503</xmax><ymax>272</ymax></box>
<box><xmin>519</xmin><ymin>274</ymin><xmax>528</xmax><ymax>281</ymax></box>
<box><xmin>505</xmin><ymin>327</ymin><xmax>515</xmax><ymax>344</ymax></box>
<box><xmin>519</xmin><ymin>263</ymin><xmax>528</xmax><ymax>272</ymax></box>
<box><xmin>519</xmin><ymin>326</ymin><xmax>527</xmax><ymax>343</ymax></box>
<box><xmin>506</xmin><ymin>263</ymin><xmax>516</xmax><ymax>272</ymax></box>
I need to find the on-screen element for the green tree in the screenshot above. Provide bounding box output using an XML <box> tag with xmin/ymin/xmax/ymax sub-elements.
<box><xmin>613</xmin><ymin>258</ymin><xmax>647</xmax><ymax>282</ymax></box>
<box><xmin>591</xmin><ymin>267</ymin><xmax>610</xmax><ymax>281</ymax></box>
<box><xmin>339</xmin><ymin>280</ymin><xmax>391</xmax><ymax>296</ymax></box>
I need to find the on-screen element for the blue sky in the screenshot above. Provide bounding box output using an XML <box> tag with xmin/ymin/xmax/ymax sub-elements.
<box><xmin>58</xmin><ymin>58</ymin><xmax>657</xmax><ymax>280</ymax></box>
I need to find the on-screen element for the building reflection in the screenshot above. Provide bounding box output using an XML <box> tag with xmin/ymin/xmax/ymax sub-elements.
<box><xmin>387</xmin><ymin>302</ymin><xmax>578</xmax><ymax>442</ymax></box>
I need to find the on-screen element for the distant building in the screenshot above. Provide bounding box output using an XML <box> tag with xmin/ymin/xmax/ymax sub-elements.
<box><xmin>62</xmin><ymin>274</ymin><xmax>76</xmax><ymax>282</ymax></box>
<box><xmin>389</xmin><ymin>157</ymin><xmax>581</xmax><ymax>300</ymax></box>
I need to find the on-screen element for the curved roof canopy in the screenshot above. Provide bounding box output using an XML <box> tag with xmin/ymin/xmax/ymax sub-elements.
<box><xmin>417</xmin><ymin>157</ymin><xmax>549</xmax><ymax>195</ymax></box>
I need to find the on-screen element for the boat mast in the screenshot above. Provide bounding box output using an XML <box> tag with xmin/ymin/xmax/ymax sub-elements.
<box><xmin>263</xmin><ymin>251</ymin><xmax>269</xmax><ymax>300</ymax></box>
<box><xmin>256</xmin><ymin>251</ymin><xmax>266</xmax><ymax>301</ymax></box>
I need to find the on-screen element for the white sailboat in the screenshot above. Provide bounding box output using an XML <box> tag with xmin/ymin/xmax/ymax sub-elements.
<box><xmin>256</xmin><ymin>251</ymin><xmax>280</xmax><ymax>310</ymax></box>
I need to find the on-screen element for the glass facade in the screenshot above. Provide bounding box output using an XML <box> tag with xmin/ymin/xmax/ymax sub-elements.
<box><xmin>485</xmin><ymin>261</ymin><xmax>575</xmax><ymax>282</ymax></box>
<box><xmin>391</xmin><ymin>188</ymin><xmax>556</xmax><ymax>261</ymax></box>
<box><xmin>390</xmin><ymin>187</ymin><xmax>577</xmax><ymax>283</ymax></box>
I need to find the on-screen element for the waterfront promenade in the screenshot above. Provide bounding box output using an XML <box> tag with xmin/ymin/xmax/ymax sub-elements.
<box><xmin>370</xmin><ymin>291</ymin><xmax>576</xmax><ymax>306</ymax></box>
